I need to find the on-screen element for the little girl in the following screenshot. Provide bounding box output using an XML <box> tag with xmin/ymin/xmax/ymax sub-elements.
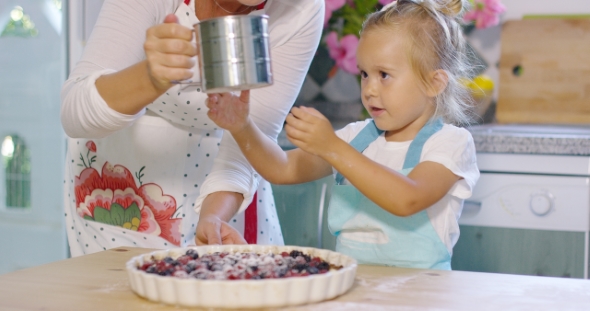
<box><xmin>205</xmin><ymin>0</ymin><xmax>479</xmax><ymax>270</ymax></box>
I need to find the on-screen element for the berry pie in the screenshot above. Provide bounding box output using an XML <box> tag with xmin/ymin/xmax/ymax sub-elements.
<box><xmin>137</xmin><ymin>249</ymin><xmax>342</xmax><ymax>280</ymax></box>
<box><xmin>126</xmin><ymin>245</ymin><xmax>357</xmax><ymax>308</ymax></box>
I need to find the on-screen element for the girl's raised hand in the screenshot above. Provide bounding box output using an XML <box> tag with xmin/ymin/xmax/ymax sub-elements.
<box><xmin>285</xmin><ymin>106</ymin><xmax>338</xmax><ymax>157</ymax></box>
<box><xmin>206</xmin><ymin>91</ymin><xmax>251</xmax><ymax>133</ymax></box>
<box><xmin>144</xmin><ymin>14</ymin><xmax>197</xmax><ymax>91</ymax></box>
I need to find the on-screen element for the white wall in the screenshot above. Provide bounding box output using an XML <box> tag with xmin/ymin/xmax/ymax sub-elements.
<box><xmin>502</xmin><ymin>0</ymin><xmax>590</xmax><ymax>20</ymax></box>
<box><xmin>0</xmin><ymin>0</ymin><xmax>68</xmax><ymax>274</ymax></box>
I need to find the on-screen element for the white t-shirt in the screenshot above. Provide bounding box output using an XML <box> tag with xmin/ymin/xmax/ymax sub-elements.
<box><xmin>335</xmin><ymin>119</ymin><xmax>480</xmax><ymax>253</ymax></box>
<box><xmin>61</xmin><ymin>0</ymin><xmax>324</xmax><ymax>256</ymax></box>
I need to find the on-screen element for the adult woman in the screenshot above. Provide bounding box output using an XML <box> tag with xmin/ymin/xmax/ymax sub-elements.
<box><xmin>61</xmin><ymin>0</ymin><xmax>324</xmax><ymax>256</ymax></box>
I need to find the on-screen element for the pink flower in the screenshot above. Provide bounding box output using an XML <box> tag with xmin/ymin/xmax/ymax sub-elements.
<box><xmin>86</xmin><ymin>140</ymin><xmax>97</xmax><ymax>153</ymax></box>
<box><xmin>324</xmin><ymin>0</ymin><xmax>346</xmax><ymax>27</ymax></box>
<box><xmin>379</xmin><ymin>0</ymin><xmax>395</xmax><ymax>5</ymax></box>
<box><xmin>325</xmin><ymin>32</ymin><xmax>360</xmax><ymax>75</ymax></box>
<box><xmin>463</xmin><ymin>0</ymin><xmax>506</xmax><ymax>29</ymax></box>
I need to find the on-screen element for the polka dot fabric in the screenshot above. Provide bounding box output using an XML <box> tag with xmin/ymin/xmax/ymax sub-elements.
<box><xmin>63</xmin><ymin>1</ymin><xmax>284</xmax><ymax>257</ymax></box>
<box><xmin>147</xmin><ymin>86</ymin><xmax>219</xmax><ymax>131</ymax></box>
<box><xmin>64</xmin><ymin>114</ymin><xmax>283</xmax><ymax>256</ymax></box>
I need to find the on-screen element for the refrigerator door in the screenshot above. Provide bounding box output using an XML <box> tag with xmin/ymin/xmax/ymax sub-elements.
<box><xmin>0</xmin><ymin>0</ymin><xmax>67</xmax><ymax>274</ymax></box>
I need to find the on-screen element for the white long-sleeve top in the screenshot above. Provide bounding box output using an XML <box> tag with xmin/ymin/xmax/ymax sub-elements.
<box><xmin>61</xmin><ymin>0</ymin><xmax>324</xmax><ymax>256</ymax></box>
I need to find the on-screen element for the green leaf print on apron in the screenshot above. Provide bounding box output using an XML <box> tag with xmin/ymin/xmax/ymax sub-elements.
<box><xmin>328</xmin><ymin>118</ymin><xmax>452</xmax><ymax>270</ymax></box>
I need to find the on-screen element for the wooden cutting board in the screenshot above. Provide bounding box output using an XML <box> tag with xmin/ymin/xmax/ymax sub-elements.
<box><xmin>496</xmin><ymin>19</ymin><xmax>590</xmax><ymax>124</ymax></box>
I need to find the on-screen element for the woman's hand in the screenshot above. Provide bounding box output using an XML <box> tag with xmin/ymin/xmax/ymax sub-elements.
<box><xmin>285</xmin><ymin>106</ymin><xmax>339</xmax><ymax>157</ymax></box>
<box><xmin>195</xmin><ymin>215</ymin><xmax>247</xmax><ymax>245</ymax></box>
<box><xmin>206</xmin><ymin>91</ymin><xmax>251</xmax><ymax>134</ymax></box>
<box><xmin>144</xmin><ymin>14</ymin><xmax>197</xmax><ymax>91</ymax></box>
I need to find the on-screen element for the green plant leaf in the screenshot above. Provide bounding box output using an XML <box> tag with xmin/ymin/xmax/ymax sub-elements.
<box><xmin>354</xmin><ymin>0</ymin><xmax>380</xmax><ymax>14</ymax></box>
<box><xmin>328</xmin><ymin>1</ymin><xmax>383</xmax><ymax>37</ymax></box>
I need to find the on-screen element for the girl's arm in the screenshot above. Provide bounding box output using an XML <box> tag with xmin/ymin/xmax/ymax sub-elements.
<box><xmin>194</xmin><ymin>0</ymin><xmax>326</xmax><ymax>245</ymax></box>
<box><xmin>194</xmin><ymin>0</ymin><xmax>326</xmax><ymax>216</ymax></box>
<box><xmin>287</xmin><ymin>107</ymin><xmax>460</xmax><ymax>217</ymax></box>
<box><xmin>206</xmin><ymin>92</ymin><xmax>333</xmax><ymax>185</ymax></box>
<box><xmin>328</xmin><ymin>149</ymin><xmax>459</xmax><ymax>216</ymax></box>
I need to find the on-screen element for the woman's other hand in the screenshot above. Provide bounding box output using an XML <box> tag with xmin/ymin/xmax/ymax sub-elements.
<box><xmin>206</xmin><ymin>91</ymin><xmax>251</xmax><ymax>134</ymax></box>
<box><xmin>285</xmin><ymin>106</ymin><xmax>338</xmax><ymax>157</ymax></box>
<box><xmin>144</xmin><ymin>14</ymin><xmax>197</xmax><ymax>91</ymax></box>
<box><xmin>195</xmin><ymin>215</ymin><xmax>247</xmax><ymax>245</ymax></box>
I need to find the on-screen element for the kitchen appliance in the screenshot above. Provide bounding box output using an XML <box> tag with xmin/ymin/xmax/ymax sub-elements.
<box><xmin>186</xmin><ymin>14</ymin><xmax>273</xmax><ymax>93</ymax></box>
<box><xmin>452</xmin><ymin>125</ymin><xmax>590</xmax><ymax>279</ymax></box>
<box><xmin>496</xmin><ymin>18</ymin><xmax>590</xmax><ymax>124</ymax></box>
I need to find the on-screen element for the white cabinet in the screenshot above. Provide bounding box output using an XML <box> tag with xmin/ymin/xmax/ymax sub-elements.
<box><xmin>452</xmin><ymin>152</ymin><xmax>590</xmax><ymax>279</ymax></box>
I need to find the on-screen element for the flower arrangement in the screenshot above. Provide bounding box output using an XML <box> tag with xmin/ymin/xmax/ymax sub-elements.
<box><xmin>463</xmin><ymin>0</ymin><xmax>506</xmax><ymax>30</ymax></box>
<box><xmin>323</xmin><ymin>0</ymin><xmax>506</xmax><ymax>76</ymax></box>
<box><xmin>323</xmin><ymin>0</ymin><xmax>385</xmax><ymax>75</ymax></box>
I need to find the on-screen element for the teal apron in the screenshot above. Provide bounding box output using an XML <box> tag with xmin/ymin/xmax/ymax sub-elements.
<box><xmin>327</xmin><ymin>119</ymin><xmax>451</xmax><ymax>270</ymax></box>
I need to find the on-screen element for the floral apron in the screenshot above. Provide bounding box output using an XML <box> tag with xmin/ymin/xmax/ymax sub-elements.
<box><xmin>327</xmin><ymin>118</ymin><xmax>451</xmax><ymax>270</ymax></box>
<box><xmin>64</xmin><ymin>0</ymin><xmax>282</xmax><ymax>257</ymax></box>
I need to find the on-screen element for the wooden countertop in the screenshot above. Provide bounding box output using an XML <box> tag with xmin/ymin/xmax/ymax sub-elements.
<box><xmin>1</xmin><ymin>247</ymin><xmax>589</xmax><ymax>310</ymax></box>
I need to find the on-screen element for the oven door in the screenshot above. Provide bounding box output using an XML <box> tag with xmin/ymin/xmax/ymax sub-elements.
<box><xmin>451</xmin><ymin>173</ymin><xmax>590</xmax><ymax>279</ymax></box>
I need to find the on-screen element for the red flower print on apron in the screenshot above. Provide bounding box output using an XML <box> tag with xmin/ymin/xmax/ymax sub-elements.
<box><xmin>74</xmin><ymin>141</ymin><xmax>182</xmax><ymax>245</ymax></box>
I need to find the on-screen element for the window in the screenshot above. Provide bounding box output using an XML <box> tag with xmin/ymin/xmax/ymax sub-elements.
<box><xmin>2</xmin><ymin>135</ymin><xmax>31</xmax><ymax>208</ymax></box>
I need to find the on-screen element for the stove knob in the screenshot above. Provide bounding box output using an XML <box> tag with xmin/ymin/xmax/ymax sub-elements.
<box><xmin>529</xmin><ymin>191</ymin><xmax>554</xmax><ymax>216</ymax></box>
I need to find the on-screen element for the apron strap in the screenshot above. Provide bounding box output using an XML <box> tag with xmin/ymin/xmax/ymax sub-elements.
<box><xmin>335</xmin><ymin>118</ymin><xmax>443</xmax><ymax>184</ymax></box>
<box><xmin>335</xmin><ymin>121</ymin><xmax>383</xmax><ymax>185</ymax></box>
<box><xmin>403</xmin><ymin>118</ymin><xmax>443</xmax><ymax>169</ymax></box>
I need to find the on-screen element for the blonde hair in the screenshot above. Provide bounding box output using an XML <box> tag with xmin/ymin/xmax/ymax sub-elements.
<box><xmin>361</xmin><ymin>0</ymin><xmax>475</xmax><ymax>125</ymax></box>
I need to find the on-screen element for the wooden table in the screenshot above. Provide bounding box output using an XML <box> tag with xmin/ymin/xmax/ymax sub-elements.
<box><xmin>1</xmin><ymin>247</ymin><xmax>589</xmax><ymax>310</ymax></box>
